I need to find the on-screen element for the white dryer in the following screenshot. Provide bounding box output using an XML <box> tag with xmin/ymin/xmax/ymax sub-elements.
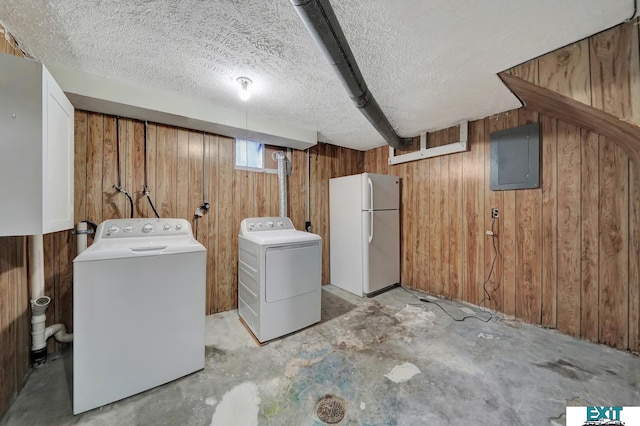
<box><xmin>73</xmin><ymin>218</ymin><xmax>206</xmax><ymax>414</ymax></box>
<box><xmin>238</xmin><ymin>217</ymin><xmax>321</xmax><ymax>343</ymax></box>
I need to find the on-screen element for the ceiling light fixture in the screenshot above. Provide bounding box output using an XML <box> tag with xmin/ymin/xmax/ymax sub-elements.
<box><xmin>237</xmin><ymin>77</ymin><xmax>252</xmax><ymax>101</ymax></box>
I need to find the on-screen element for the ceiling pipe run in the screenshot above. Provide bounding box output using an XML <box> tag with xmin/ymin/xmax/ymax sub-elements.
<box><xmin>290</xmin><ymin>0</ymin><xmax>412</xmax><ymax>150</ymax></box>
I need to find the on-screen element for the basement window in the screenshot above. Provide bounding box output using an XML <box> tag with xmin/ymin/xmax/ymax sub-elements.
<box><xmin>234</xmin><ymin>139</ymin><xmax>290</xmax><ymax>174</ymax></box>
<box><xmin>235</xmin><ymin>139</ymin><xmax>264</xmax><ymax>169</ymax></box>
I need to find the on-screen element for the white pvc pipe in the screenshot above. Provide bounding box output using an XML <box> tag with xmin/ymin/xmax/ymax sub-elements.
<box><xmin>30</xmin><ymin>297</ymin><xmax>73</xmax><ymax>353</ymax></box>
<box><xmin>31</xmin><ymin>314</ymin><xmax>47</xmax><ymax>351</ymax></box>
<box><xmin>28</xmin><ymin>234</ymin><xmax>45</xmax><ymax>301</ymax></box>
<box><xmin>29</xmin><ymin>239</ymin><xmax>74</xmax><ymax>367</ymax></box>
<box><xmin>76</xmin><ymin>222</ymin><xmax>88</xmax><ymax>254</ymax></box>
<box><xmin>45</xmin><ymin>323</ymin><xmax>74</xmax><ymax>343</ymax></box>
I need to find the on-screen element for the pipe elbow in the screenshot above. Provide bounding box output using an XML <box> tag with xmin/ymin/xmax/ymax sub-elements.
<box><xmin>45</xmin><ymin>323</ymin><xmax>74</xmax><ymax>343</ymax></box>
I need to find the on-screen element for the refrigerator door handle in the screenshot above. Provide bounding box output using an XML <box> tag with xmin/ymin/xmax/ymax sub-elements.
<box><xmin>367</xmin><ymin>177</ymin><xmax>374</xmax><ymax>211</ymax></box>
<box><xmin>368</xmin><ymin>211</ymin><xmax>374</xmax><ymax>243</ymax></box>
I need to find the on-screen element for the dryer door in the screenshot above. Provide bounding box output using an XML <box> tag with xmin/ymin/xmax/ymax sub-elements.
<box><xmin>265</xmin><ymin>242</ymin><xmax>321</xmax><ymax>302</ymax></box>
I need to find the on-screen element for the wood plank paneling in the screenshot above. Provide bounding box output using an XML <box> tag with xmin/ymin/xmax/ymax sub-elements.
<box><xmin>556</xmin><ymin>121</ymin><xmax>582</xmax><ymax>336</ymax></box>
<box><xmin>510</xmin><ymin>56</ymin><xmax>539</xmax><ymax>83</ymax></box>
<box><xmin>428</xmin><ymin>148</ymin><xmax>442</xmax><ymax>295</ymax></box>
<box><xmin>87</xmin><ymin>114</ymin><xmax>104</xmax><ymax>223</ymax></box>
<box><xmin>156</xmin><ymin>126</ymin><xmax>177</xmax><ymax>218</ymax></box>
<box><xmin>504</xmin><ymin>19</ymin><xmax>639</xmax><ymax>349</ymax></box>
<box><xmin>0</xmin><ymin>237</ymin><xmax>16</xmax><ymax>415</ymax></box>
<box><xmin>145</xmin><ymin>123</ymin><xmax>158</xmax><ymax>218</ymax></box>
<box><xmin>131</xmin><ymin>121</ymin><xmax>147</xmax><ymax>217</ymax></box>
<box><xmin>630</xmin><ymin>160</ymin><xmax>640</xmax><ymax>352</ymax></box>
<box><xmin>414</xmin><ymin>158</ymin><xmax>428</xmax><ymax>292</ymax></box>
<box><xmin>499</xmin><ymin>72</ymin><xmax>640</xmax><ymax>169</ymax></box>
<box><xmin>217</xmin><ymin>137</ymin><xmax>235</xmax><ymax>312</ymax></box>
<box><xmin>448</xmin><ymin>138</ymin><xmax>464</xmax><ymax>301</ymax></box>
<box><xmin>14</xmin><ymin>238</ymin><xmax>28</xmax><ymax>402</ymax></box>
<box><xmin>176</xmin><ymin>129</ymin><xmax>190</xmax><ymax>221</ymax></box>
<box><xmin>598</xmin><ymin>137</ymin><xmax>629</xmax><ymax>349</ymax></box>
<box><xmin>515</xmin><ymin>109</ymin><xmax>542</xmax><ymax>324</ymax></box>
<box><xmin>538</xmin><ymin>40</ymin><xmax>591</xmax><ymax>105</ymax></box>
<box><xmin>189</xmin><ymin>132</ymin><xmax>207</xmax><ymax>245</ymax></box>
<box><xmin>74</xmin><ymin>112</ymin><xmax>88</xmax><ymax>222</ymax></box>
<box><xmin>541</xmin><ymin>115</ymin><xmax>558</xmax><ymax>328</ymax></box>
<box><xmin>581</xmin><ymin>130</ymin><xmax>600</xmax><ymax>342</ymax></box>
<box><xmin>485</xmin><ymin>114</ymin><xmax>506</xmax><ymax>310</ymax></box>
<box><xmin>364</xmin><ymin>103</ymin><xmax>637</xmax><ymax>352</ymax></box>
<box><xmin>206</xmin><ymin>135</ymin><xmax>219</xmax><ymax>314</ymax></box>
<box><xmin>436</xmin><ymin>135</ymin><xmax>449</xmax><ymax>298</ymax></box>
<box><xmin>402</xmin><ymin>160</ymin><xmax>417</xmax><ymax>288</ymax></box>
<box><xmin>102</xmin><ymin>116</ymin><xmax>121</xmax><ymax>220</ymax></box>
<box><xmin>462</xmin><ymin>119</ymin><xmax>485</xmax><ymax>306</ymax></box>
<box><xmin>589</xmin><ymin>22</ymin><xmax>640</xmax><ymax>127</ymax></box>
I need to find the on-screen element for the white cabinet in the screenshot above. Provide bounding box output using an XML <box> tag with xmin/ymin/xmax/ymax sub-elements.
<box><xmin>0</xmin><ymin>54</ymin><xmax>74</xmax><ymax>236</ymax></box>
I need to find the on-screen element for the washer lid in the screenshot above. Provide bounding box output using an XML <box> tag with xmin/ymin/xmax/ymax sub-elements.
<box><xmin>74</xmin><ymin>235</ymin><xmax>205</xmax><ymax>262</ymax></box>
<box><xmin>240</xmin><ymin>228</ymin><xmax>321</xmax><ymax>245</ymax></box>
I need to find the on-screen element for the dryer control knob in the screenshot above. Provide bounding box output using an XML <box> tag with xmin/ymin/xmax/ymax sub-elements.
<box><xmin>123</xmin><ymin>225</ymin><xmax>133</xmax><ymax>233</ymax></box>
<box><xmin>142</xmin><ymin>223</ymin><xmax>155</xmax><ymax>233</ymax></box>
<box><xmin>277</xmin><ymin>221</ymin><xmax>283</xmax><ymax>227</ymax></box>
<box><xmin>163</xmin><ymin>224</ymin><xmax>171</xmax><ymax>231</ymax></box>
<box><xmin>108</xmin><ymin>226</ymin><xmax>119</xmax><ymax>233</ymax></box>
<box><xmin>266</xmin><ymin>221</ymin><xmax>274</xmax><ymax>228</ymax></box>
<box><xmin>175</xmin><ymin>223</ymin><xmax>183</xmax><ymax>230</ymax></box>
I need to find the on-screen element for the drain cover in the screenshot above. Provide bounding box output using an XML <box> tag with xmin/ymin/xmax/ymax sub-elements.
<box><xmin>316</xmin><ymin>395</ymin><xmax>346</xmax><ymax>424</ymax></box>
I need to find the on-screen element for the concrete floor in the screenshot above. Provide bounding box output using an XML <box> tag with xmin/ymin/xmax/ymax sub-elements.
<box><xmin>1</xmin><ymin>285</ymin><xmax>639</xmax><ymax>426</ymax></box>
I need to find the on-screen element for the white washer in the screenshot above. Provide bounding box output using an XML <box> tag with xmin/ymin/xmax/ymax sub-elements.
<box><xmin>73</xmin><ymin>218</ymin><xmax>206</xmax><ymax>414</ymax></box>
<box><xmin>238</xmin><ymin>217</ymin><xmax>321</xmax><ymax>343</ymax></box>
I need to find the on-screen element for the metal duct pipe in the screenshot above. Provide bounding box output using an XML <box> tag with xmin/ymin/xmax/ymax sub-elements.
<box><xmin>274</xmin><ymin>151</ymin><xmax>288</xmax><ymax>217</ymax></box>
<box><xmin>290</xmin><ymin>0</ymin><xmax>412</xmax><ymax>150</ymax></box>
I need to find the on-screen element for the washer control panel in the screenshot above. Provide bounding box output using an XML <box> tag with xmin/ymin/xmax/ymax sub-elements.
<box><xmin>240</xmin><ymin>217</ymin><xmax>294</xmax><ymax>234</ymax></box>
<box><xmin>98</xmin><ymin>218</ymin><xmax>191</xmax><ymax>239</ymax></box>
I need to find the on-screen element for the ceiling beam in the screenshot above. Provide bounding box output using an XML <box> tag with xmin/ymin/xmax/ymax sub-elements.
<box><xmin>47</xmin><ymin>65</ymin><xmax>318</xmax><ymax>150</ymax></box>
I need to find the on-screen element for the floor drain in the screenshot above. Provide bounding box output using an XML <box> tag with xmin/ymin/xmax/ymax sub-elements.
<box><xmin>316</xmin><ymin>395</ymin><xmax>346</xmax><ymax>424</ymax></box>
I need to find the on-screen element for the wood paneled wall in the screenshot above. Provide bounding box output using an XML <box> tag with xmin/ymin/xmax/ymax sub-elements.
<box><xmin>66</xmin><ymin>114</ymin><xmax>364</xmax><ymax>322</ymax></box>
<box><xmin>365</xmin><ymin>108</ymin><xmax>639</xmax><ymax>352</ymax></box>
<box><xmin>362</xmin><ymin>18</ymin><xmax>640</xmax><ymax>352</ymax></box>
<box><xmin>0</xmin><ymin>33</ymin><xmax>31</xmax><ymax>416</ymax></box>
<box><xmin>510</xmin><ymin>18</ymin><xmax>640</xmax><ymax>129</ymax></box>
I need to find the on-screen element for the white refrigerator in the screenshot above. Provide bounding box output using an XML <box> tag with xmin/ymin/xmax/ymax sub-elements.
<box><xmin>329</xmin><ymin>173</ymin><xmax>400</xmax><ymax>297</ymax></box>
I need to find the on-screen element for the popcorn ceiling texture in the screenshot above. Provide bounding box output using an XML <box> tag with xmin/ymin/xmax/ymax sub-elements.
<box><xmin>0</xmin><ymin>0</ymin><xmax>632</xmax><ymax>150</ymax></box>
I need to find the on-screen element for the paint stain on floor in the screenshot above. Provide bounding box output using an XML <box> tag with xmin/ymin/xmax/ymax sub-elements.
<box><xmin>210</xmin><ymin>382</ymin><xmax>260</xmax><ymax>426</ymax></box>
<box><xmin>384</xmin><ymin>362</ymin><xmax>422</xmax><ymax>383</ymax></box>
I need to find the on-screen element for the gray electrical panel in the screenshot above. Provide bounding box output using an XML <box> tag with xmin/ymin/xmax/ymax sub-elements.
<box><xmin>490</xmin><ymin>123</ymin><xmax>540</xmax><ymax>191</ymax></box>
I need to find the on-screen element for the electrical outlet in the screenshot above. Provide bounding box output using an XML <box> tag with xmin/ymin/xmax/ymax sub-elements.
<box><xmin>491</xmin><ymin>208</ymin><xmax>499</xmax><ymax>219</ymax></box>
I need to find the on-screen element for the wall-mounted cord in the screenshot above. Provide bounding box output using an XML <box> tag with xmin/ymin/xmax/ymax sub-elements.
<box><xmin>113</xmin><ymin>116</ymin><xmax>134</xmax><ymax>218</ymax></box>
<box><xmin>479</xmin><ymin>216</ymin><xmax>501</xmax><ymax>311</ymax></box>
<box><xmin>399</xmin><ymin>286</ymin><xmax>492</xmax><ymax>322</ymax></box>
<box><xmin>142</xmin><ymin>121</ymin><xmax>160</xmax><ymax>218</ymax></box>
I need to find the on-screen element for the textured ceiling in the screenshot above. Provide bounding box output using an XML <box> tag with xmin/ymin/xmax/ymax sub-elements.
<box><xmin>0</xmin><ymin>0</ymin><xmax>633</xmax><ymax>150</ymax></box>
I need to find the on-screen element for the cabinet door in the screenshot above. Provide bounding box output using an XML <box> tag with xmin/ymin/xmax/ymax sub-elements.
<box><xmin>43</xmin><ymin>67</ymin><xmax>74</xmax><ymax>233</ymax></box>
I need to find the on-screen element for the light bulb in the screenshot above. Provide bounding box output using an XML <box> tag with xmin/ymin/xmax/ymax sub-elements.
<box><xmin>237</xmin><ymin>77</ymin><xmax>252</xmax><ymax>102</ymax></box>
